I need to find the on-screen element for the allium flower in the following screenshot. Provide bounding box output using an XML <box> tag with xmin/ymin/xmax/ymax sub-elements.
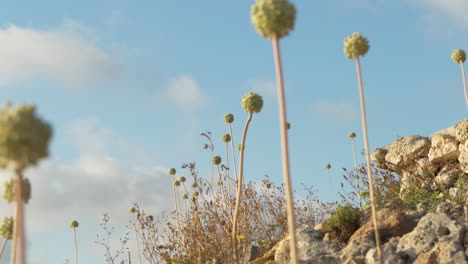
<box><xmin>348</xmin><ymin>132</ymin><xmax>356</xmax><ymax>139</ymax></box>
<box><xmin>182</xmin><ymin>194</ymin><xmax>188</xmax><ymax>200</ymax></box>
<box><xmin>265</xmin><ymin>183</ymin><xmax>272</xmax><ymax>189</ymax></box>
<box><xmin>168</xmin><ymin>168</ymin><xmax>176</xmax><ymax>176</ymax></box>
<box><xmin>191</xmin><ymin>182</ymin><xmax>198</xmax><ymax>188</ymax></box>
<box><xmin>0</xmin><ymin>217</ymin><xmax>13</xmax><ymax>240</ymax></box>
<box><xmin>452</xmin><ymin>49</ymin><xmax>467</xmax><ymax>64</ymax></box>
<box><xmin>325</xmin><ymin>163</ymin><xmax>331</xmax><ymax>170</ymax></box>
<box><xmin>179</xmin><ymin>176</ymin><xmax>186</xmax><ymax>183</ymax></box>
<box><xmin>174</xmin><ymin>181</ymin><xmax>181</xmax><ymax>187</ymax></box>
<box><xmin>147</xmin><ymin>215</ymin><xmax>154</xmax><ymax>222</ymax></box>
<box><xmin>3</xmin><ymin>177</ymin><xmax>31</xmax><ymax>203</ymax></box>
<box><xmin>251</xmin><ymin>0</ymin><xmax>297</xmax><ymax>40</ymax></box>
<box><xmin>129</xmin><ymin>207</ymin><xmax>136</xmax><ymax>214</ymax></box>
<box><xmin>224</xmin><ymin>113</ymin><xmax>234</xmax><ymax>124</ymax></box>
<box><xmin>0</xmin><ymin>104</ymin><xmax>52</xmax><ymax>170</ymax></box>
<box><xmin>344</xmin><ymin>32</ymin><xmax>370</xmax><ymax>59</ymax></box>
<box><xmin>70</xmin><ymin>220</ymin><xmax>79</xmax><ymax>228</ymax></box>
<box><xmin>212</xmin><ymin>155</ymin><xmax>222</xmax><ymax>165</ymax></box>
<box><xmin>221</xmin><ymin>133</ymin><xmax>231</xmax><ymax>143</ymax></box>
<box><xmin>193</xmin><ymin>191</ymin><xmax>199</xmax><ymax>197</ymax></box>
<box><xmin>217</xmin><ymin>180</ymin><xmax>222</xmax><ymax>186</ymax></box>
<box><xmin>241</xmin><ymin>92</ymin><xmax>264</xmax><ymax>113</ymax></box>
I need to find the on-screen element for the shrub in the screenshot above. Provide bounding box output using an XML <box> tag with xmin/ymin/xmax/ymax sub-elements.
<box><xmin>326</xmin><ymin>205</ymin><xmax>361</xmax><ymax>242</ymax></box>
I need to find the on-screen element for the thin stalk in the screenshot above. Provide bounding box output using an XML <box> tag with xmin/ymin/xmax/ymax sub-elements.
<box><xmin>228</xmin><ymin>124</ymin><xmax>239</xmax><ymax>183</ymax></box>
<box><xmin>132</xmin><ymin>214</ymin><xmax>143</xmax><ymax>264</ymax></box>
<box><xmin>460</xmin><ymin>62</ymin><xmax>468</xmax><ymax>108</ymax></box>
<box><xmin>225</xmin><ymin>142</ymin><xmax>232</xmax><ymax>204</ymax></box>
<box><xmin>73</xmin><ymin>227</ymin><xmax>79</xmax><ymax>264</ymax></box>
<box><xmin>0</xmin><ymin>239</ymin><xmax>7</xmax><ymax>260</ymax></box>
<box><xmin>355</xmin><ymin>57</ymin><xmax>383</xmax><ymax>264</ymax></box>
<box><xmin>11</xmin><ymin>169</ymin><xmax>25</xmax><ymax>264</ymax></box>
<box><xmin>216</xmin><ymin>165</ymin><xmax>226</xmax><ymax>204</ymax></box>
<box><xmin>232</xmin><ymin>113</ymin><xmax>253</xmax><ymax>264</ymax></box>
<box><xmin>171</xmin><ymin>181</ymin><xmax>180</xmax><ymax>232</ymax></box>
<box><xmin>351</xmin><ymin>138</ymin><xmax>362</xmax><ymax>209</ymax></box>
<box><xmin>328</xmin><ymin>169</ymin><xmax>334</xmax><ymax>204</ymax></box>
<box><xmin>272</xmin><ymin>35</ymin><xmax>298</xmax><ymax>264</ymax></box>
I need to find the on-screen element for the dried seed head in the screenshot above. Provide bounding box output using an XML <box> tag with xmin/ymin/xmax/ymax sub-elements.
<box><xmin>147</xmin><ymin>215</ymin><xmax>153</xmax><ymax>222</ymax></box>
<box><xmin>168</xmin><ymin>168</ymin><xmax>176</xmax><ymax>176</ymax></box>
<box><xmin>325</xmin><ymin>163</ymin><xmax>331</xmax><ymax>170</ymax></box>
<box><xmin>129</xmin><ymin>207</ymin><xmax>136</xmax><ymax>214</ymax></box>
<box><xmin>140</xmin><ymin>224</ymin><xmax>145</xmax><ymax>230</ymax></box>
<box><xmin>348</xmin><ymin>132</ymin><xmax>356</xmax><ymax>139</ymax></box>
<box><xmin>191</xmin><ymin>182</ymin><xmax>198</xmax><ymax>188</ymax></box>
<box><xmin>221</xmin><ymin>133</ymin><xmax>231</xmax><ymax>143</ymax></box>
<box><xmin>217</xmin><ymin>180</ymin><xmax>222</xmax><ymax>186</ymax></box>
<box><xmin>241</xmin><ymin>92</ymin><xmax>264</xmax><ymax>113</ymax></box>
<box><xmin>174</xmin><ymin>181</ymin><xmax>181</xmax><ymax>187</ymax></box>
<box><xmin>0</xmin><ymin>217</ymin><xmax>13</xmax><ymax>240</ymax></box>
<box><xmin>344</xmin><ymin>32</ymin><xmax>370</xmax><ymax>59</ymax></box>
<box><xmin>182</xmin><ymin>194</ymin><xmax>188</xmax><ymax>200</ymax></box>
<box><xmin>251</xmin><ymin>0</ymin><xmax>296</xmax><ymax>40</ymax></box>
<box><xmin>265</xmin><ymin>183</ymin><xmax>272</xmax><ymax>189</ymax></box>
<box><xmin>286</xmin><ymin>122</ymin><xmax>291</xmax><ymax>130</ymax></box>
<box><xmin>452</xmin><ymin>49</ymin><xmax>467</xmax><ymax>64</ymax></box>
<box><xmin>212</xmin><ymin>155</ymin><xmax>222</xmax><ymax>165</ymax></box>
<box><xmin>179</xmin><ymin>176</ymin><xmax>186</xmax><ymax>183</ymax></box>
<box><xmin>193</xmin><ymin>191</ymin><xmax>199</xmax><ymax>197</ymax></box>
<box><xmin>70</xmin><ymin>220</ymin><xmax>79</xmax><ymax>228</ymax></box>
<box><xmin>224</xmin><ymin>113</ymin><xmax>234</xmax><ymax>124</ymax></box>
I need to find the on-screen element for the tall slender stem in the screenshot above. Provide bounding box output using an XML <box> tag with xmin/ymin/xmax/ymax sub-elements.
<box><xmin>328</xmin><ymin>170</ymin><xmax>334</xmax><ymax>204</ymax></box>
<box><xmin>73</xmin><ymin>227</ymin><xmax>79</xmax><ymax>264</ymax></box>
<box><xmin>355</xmin><ymin>57</ymin><xmax>383</xmax><ymax>264</ymax></box>
<box><xmin>272</xmin><ymin>35</ymin><xmax>298</xmax><ymax>264</ymax></box>
<box><xmin>232</xmin><ymin>113</ymin><xmax>253</xmax><ymax>264</ymax></box>
<box><xmin>225</xmin><ymin>142</ymin><xmax>232</xmax><ymax>204</ymax></box>
<box><xmin>351</xmin><ymin>138</ymin><xmax>362</xmax><ymax>209</ymax></box>
<box><xmin>0</xmin><ymin>239</ymin><xmax>7</xmax><ymax>260</ymax></box>
<box><xmin>11</xmin><ymin>169</ymin><xmax>25</xmax><ymax>264</ymax></box>
<box><xmin>229</xmin><ymin>124</ymin><xmax>239</xmax><ymax>184</ymax></box>
<box><xmin>460</xmin><ymin>62</ymin><xmax>468</xmax><ymax>108</ymax></box>
<box><xmin>132</xmin><ymin>214</ymin><xmax>143</xmax><ymax>264</ymax></box>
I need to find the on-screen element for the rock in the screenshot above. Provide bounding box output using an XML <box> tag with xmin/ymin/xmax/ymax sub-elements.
<box><xmin>341</xmin><ymin>234</ymin><xmax>374</xmax><ymax>264</ymax></box>
<box><xmin>459</xmin><ymin>141</ymin><xmax>468</xmax><ymax>173</ymax></box>
<box><xmin>455</xmin><ymin>119</ymin><xmax>468</xmax><ymax>143</ymax></box>
<box><xmin>383</xmin><ymin>136</ymin><xmax>431</xmax><ymax>170</ymax></box>
<box><xmin>274</xmin><ymin>226</ymin><xmax>342</xmax><ymax>264</ymax></box>
<box><xmin>365</xmin><ymin>237</ymin><xmax>405</xmax><ymax>264</ymax></box>
<box><xmin>433</xmin><ymin>164</ymin><xmax>461</xmax><ymax>188</ymax></box>
<box><xmin>372</xmin><ymin>148</ymin><xmax>388</xmax><ymax>169</ymax></box>
<box><xmin>431</xmin><ymin>125</ymin><xmax>457</xmax><ymax>138</ymax></box>
<box><xmin>413</xmin><ymin>241</ymin><xmax>467</xmax><ymax>264</ymax></box>
<box><xmin>314</xmin><ymin>222</ymin><xmax>330</xmax><ymax>233</ymax></box>
<box><xmin>397</xmin><ymin>212</ymin><xmax>465</xmax><ymax>262</ymax></box>
<box><xmin>428</xmin><ymin>134</ymin><xmax>460</xmax><ymax>163</ymax></box>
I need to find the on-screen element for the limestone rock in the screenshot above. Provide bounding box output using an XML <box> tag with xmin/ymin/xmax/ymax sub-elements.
<box><xmin>431</xmin><ymin>125</ymin><xmax>456</xmax><ymax>138</ymax></box>
<box><xmin>459</xmin><ymin>141</ymin><xmax>468</xmax><ymax>173</ymax></box>
<box><xmin>433</xmin><ymin>164</ymin><xmax>461</xmax><ymax>188</ymax></box>
<box><xmin>413</xmin><ymin>241</ymin><xmax>467</xmax><ymax>264</ymax></box>
<box><xmin>428</xmin><ymin>134</ymin><xmax>460</xmax><ymax>163</ymax></box>
<box><xmin>365</xmin><ymin>237</ymin><xmax>405</xmax><ymax>264</ymax></box>
<box><xmin>455</xmin><ymin>119</ymin><xmax>468</xmax><ymax>143</ymax></box>
<box><xmin>383</xmin><ymin>136</ymin><xmax>431</xmax><ymax>170</ymax></box>
<box><xmin>340</xmin><ymin>234</ymin><xmax>374</xmax><ymax>264</ymax></box>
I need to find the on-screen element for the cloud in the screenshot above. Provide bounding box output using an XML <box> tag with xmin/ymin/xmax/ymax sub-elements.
<box><xmin>0</xmin><ymin>21</ymin><xmax>122</xmax><ymax>87</ymax></box>
<box><xmin>246</xmin><ymin>78</ymin><xmax>277</xmax><ymax>98</ymax></box>
<box><xmin>158</xmin><ymin>75</ymin><xmax>207</xmax><ymax>109</ymax></box>
<box><xmin>413</xmin><ymin>0</ymin><xmax>468</xmax><ymax>27</ymax></box>
<box><xmin>310</xmin><ymin>100</ymin><xmax>357</xmax><ymax>123</ymax></box>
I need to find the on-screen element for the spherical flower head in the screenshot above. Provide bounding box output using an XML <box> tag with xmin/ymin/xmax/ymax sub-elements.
<box><xmin>179</xmin><ymin>176</ymin><xmax>186</xmax><ymax>183</ymax></box>
<box><xmin>224</xmin><ymin>113</ymin><xmax>234</xmax><ymax>124</ymax></box>
<box><xmin>212</xmin><ymin>155</ymin><xmax>222</xmax><ymax>165</ymax></box>
<box><xmin>286</xmin><ymin>122</ymin><xmax>291</xmax><ymax>130</ymax></box>
<box><xmin>129</xmin><ymin>207</ymin><xmax>136</xmax><ymax>214</ymax></box>
<box><xmin>325</xmin><ymin>163</ymin><xmax>331</xmax><ymax>170</ymax></box>
<box><xmin>241</xmin><ymin>92</ymin><xmax>264</xmax><ymax>113</ymax></box>
<box><xmin>3</xmin><ymin>177</ymin><xmax>31</xmax><ymax>204</ymax></box>
<box><xmin>166</xmin><ymin>221</ymin><xmax>171</xmax><ymax>226</ymax></box>
<box><xmin>168</xmin><ymin>168</ymin><xmax>176</xmax><ymax>176</ymax></box>
<box><xmin>217</xmin><ymin>180</ymin><xmax>222</xmax><ymax>186</ymax></box>
<box><xmin>193</xmin><ymin>191</ymin><xmax>199</xmax><ymax>197</ymax></box>
<box><xmin>348</xmin><ymin>132</ymin><xmax>356</xmax><ymax>139</ymax></box>
<box><xmin>140</xmin><ymin>224</ymin><xmax>145</xmax><ymax>230</ymax></box>
<box><xmin>251</xmin><ymin>0</ymin><xmax>296</xmax><ymax>40</ymax></box>
<box><xmin>451</xmin><ymin>49</ymin><xmax>466</xmax><ymax>64</ymax></box>
<box><xmin>344</xmin><ymin>32</ymin><xmax>370</xmax><ymax>59</ymax></box>
<box><xmin>0</xmin><ymin>217</ymin><xmax>13</xmax><ymax>240</ymax></box>
<box><xmin>174</xmin><ymin>181</ymin><xmax>181</xmax><ymax>187</ymax></box>
<box><xmin>191</xmin><ymin>182</ymin><xmax>198</xmax><ymax>188</ymax></box>
<box><xmin>265</xmin><ymin>183</ymin><xmax>272</xmax><ymax>189</ymax></box>
<box><xmin>70</xmin><ymin>220</ymin><xmax>79</xmax><ymax>228</ymax></box>
<box><xmin>221</xmin><ymin>133</ymin><xmax>231</xmax><ymax>143</ymax></box>
<box><xmin>0</xmin><ymin>104</ymin><xmax>52</xmax><ymax>170</ymax></box>
<box><xmin>182</xmin><ymin>194</ymin><xmax>188</xmax><ymax>200</ymax></box>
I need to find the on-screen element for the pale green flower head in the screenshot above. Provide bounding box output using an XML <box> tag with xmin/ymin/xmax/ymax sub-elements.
<box><xmin>0</xmin><ymin>104</ymin><xmax>52</xmax><ymax>171</ymax></box>
<box><xmin>0</xmin><ymin>217</ymin><xmax>13</xmax><ymax>240</ymax></box>
<box><xmin>217</xmin><ymin>180</ymin><xmax>222</xmax><ymax>186</ymax></box>
<box><xmin>191</xmin><ymin>182</ymin><xmax>198</xmax><ymax>188</ymax></box>
<box><xmin>241</xmin><ymin>92</ymin><xmax>263</xmax><ymax>113</ymax></box>
<box><xmin>182</xmin><ymin>194</ymin><xmax>188</xmax><ymax>200</ymax></box>
<box><xmin>221</xmin><ymin>133</ymin><xmax>231</xmax><ymax>143</ymax></box>
<box><xmin>174</xmin><ymin>181</ymin><xmax>181</xmax><ymax>187</ymax></box>
<box><xmin>70</xmin><ymin>220</ymin><xmax>79</xmax><ymax>228</ymax></box>
<box><xmin>265</xmin><ymin>183</ymin><xmax>272</xmax><ymax>189</ymax></box>
<box><xmin>129</xmin><ymin>207</ymin><xmax>136</xmax><ymax>214</ymax></box>
<box><xmin>3</xmin><ymin>177</ymin><xmax>31</xmax><ymax>204</ymax></box>
<box><xmin>192</xmin><ymin>191</ymin><xmax>199</xmax><ymax>197</ymax></box>
<box><xmin>344</xmin><ymin>32</ymin><xmax>370</xmax><ymax>59</ymax></box>
<box><xmin>224</xmin><ymin>113</ymin><xmax>234</xmax><ymax>124</ymax></box>
<box><xmin>179</xmin><ymin>176</ymin><xmax>186</xmax><ymax>183</ymax></box>
<box><xmin>325</xmin><ymin>163</ymin><xmax>331</xmax><ymax>170</ymax></box>
<box><xmin>348</xmin><ymin>132</ymin><xmax>356</xmax><ymax>139</ymax></box>
<box><xmin>168</xmin><ymin>168</ymin><xmax>176</xmax><ymax>176</ymax></box>
<box><xmin>251</xmin><ymin>0</ymin><xmax>297</xmax><ymax>40</ymax></box>
<box><xmin>212</xmin><ymin>155</ymin><xmax>222</xmax><ymax>165</ymax></box>
<box><xmin>451</xmin><ymin>49</ymin><xmax>466</xmax><ymax>64</ymax></box>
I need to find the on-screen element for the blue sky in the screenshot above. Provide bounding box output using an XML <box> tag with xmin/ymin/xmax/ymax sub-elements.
<box><xmin>0</xmin><ymin>0</ymin><xmax>467</xmax><ymax>263</ymax></box>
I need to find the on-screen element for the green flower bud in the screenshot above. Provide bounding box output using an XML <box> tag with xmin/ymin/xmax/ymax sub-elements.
<box><xmin>325</xmin><ymin>163</ymin><xmax>331</xmax><ymax>170</ymax></box>
<box><xmin>241</xmin><ymin>92</ymin><xmax>264</xmax><ymax>113</ymax></box>
<box><xmin>70</xmin><ymin>220</ymin><xmax>79</xmax><ymax>228</ymax></box>
<box><xmin>265</xmin><ymin>183</ymin><xmax>271</xmax><ymax>189</ymax></box>
<box><xmin>0</xmin><ymin>104</ymin><xmax>52</xmax><ymax>170</ymax></box>
<box><xmin>182</xmin><ymin>194</ymin><xmax>188</xmax><ymax>200</ymax></box>
<box><xmin>0</xmin><ymin>217</ymin><xmax>13</xmax><ymax>240</ymax></box>
<box><xmin>224</xmin><ymin>113</ymin><xmax>234</xmax><ymax>124</ymax></box>
<box><xmin>191</xmin><ymin>182</ymin><xmax>198</xmax><ymax>188</ymax></box>
<box><xmin>193</xmin><ymin>191</ymin><xmax>199</xmax><ymax>197</ymax></box>
<box><xmin>166</xmin><ymin>221</ymin><xmax>171</xmax><ymax>226</ymax></box>
<box><xmin>251</xmin><ymin>0</ymin><xmax>296</xmax><ymax>40</ymax></box>
<box><xmin>451</xmin><ymin>49</ymin><xmax>466</xmax><ymax>64</ymax></box>
<box><xmin>3</xmin><ymin>177</ymin><xmax>31</xmax><ymax>204</ymax></box>
<box><xmin>129</xmin><ymin>207</ymin><xmax>136</xmax><ymax>213</ymax></box>
<box><xmin>359</xmin><ymin>191</ymin><xmax>370</xmax><ymax>199</ymax></box>
<box><xmin>348</xmin><ymin>132</ymin><xmax>356</xmax><ymax>139</ymax></box>
<box><xmin>179</xmin><ymin>176</ymin><xmax>186</xmax><ymax>183</ymax></box>
<box><xmin>238</xmin><ymin>144</ymin><xmax>243</xmax><ymax>151</ymax></box>
<box><xmin>168</xmin><ymin>168</ymin><xmax>176</xmax><ymax>176</ymax></box>
<box><xmin>221</xmin><ymin>133</ymin><xmax>231</xmax><ymax>143</ymax></box>
<box><xmin>286</xmin><ymin>122</ymin><xmax>291</xmax><ymax>130</ymax></box>
<box><xmin>140</xmin><ymin>224</ymin><xmax>145</xmax><ymax>230</ymax></box>
<box><xmin>344</xmin><ymin>32</ymin><xmax>370</xmax><ymax>59</ymax></box>
<box><xmin>217</xmin><ymin>180</ymin><xmax>222</xmax><ymax>186</ymax></box>
<box><xmin>174</xmin><ymin>181</ymin><xmax>181</xmax><ymax>187</ymax></box>
<box><xmin>212</xmin><ymin>155</ymin><xmax>222</xmax><ymax>165</ymax></box>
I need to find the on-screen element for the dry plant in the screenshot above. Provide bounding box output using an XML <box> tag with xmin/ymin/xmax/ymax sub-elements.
<box><xmin>70</xmin><ymin>220</ymin><xmax>79</xmax><ymax>264</ymax></box>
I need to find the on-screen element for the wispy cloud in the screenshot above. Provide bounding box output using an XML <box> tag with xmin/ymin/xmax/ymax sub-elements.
<box><xmin>158</xmin><ymin>74</ymin><xmax>208</xmax><ymax>109</ymax></box>
<box><xmin>245</xmin><ymin>78</ymin><xmax>277</xmax><ymax>98</ymax></box>
<box><xmin>414</xmin><ymin>0</ymin><xmax>468</xmax><ymax>26</ymax></box>
<box><xmin>310</xmin><ymin>99</ymin><xmax>357</xmax><ymax>123</ymax></box>
<box><xmin>0</xmin><ymin>21</ymin><xmax>123</xmax><ymax>88</ymax></box>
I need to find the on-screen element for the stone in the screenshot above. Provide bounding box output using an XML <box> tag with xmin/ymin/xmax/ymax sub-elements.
<box><xmin>383</xmin><ymin>136</ymin><xmax>431</xmax><ymax>170</ymax></box>
<box><xmin>341</xmin><ymin>233</ymin><xmax>374</xmax><ymax>264</ymax></box>
<box><xmin>455</xmin><ymin>119</ymin><xmax>468</xmax><ymax>143</ymax></box>
<box><xmin>413</xmin><ymin>241</ymin><xmax>467</xmax><ymax>264</ymax></box>
<box><xmin>428</xmin><ymin>134</ymin><xmax>460</xmax><ymax>163</ymax></box>
<box><xmin>365</xmin><ymin>237</ymin><xmax>405</xmax><ymax>264</ymax></box>
<box><xmin>431</xmin><ymin>125</ymin><xmax>456</xmax><ymax>138</ymax></box>
<box><xmin>459</xmin><ymin>141</ymin><xmax>468</xmax><ymax>173</ymax></box>
<box><xmin>434</xmin><ymin>164</ymin><xmax>461</xmax><ymax>188</ymax></box>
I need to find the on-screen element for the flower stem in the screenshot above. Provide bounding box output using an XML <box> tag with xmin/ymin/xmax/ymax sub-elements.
<box><xmin>272</xmin><ymin>34</ymin><xmax>298</xmax><ymax>264</ymax></box>
<box><xmin>355</xmin><ymin>57</ymin><xmax>383</xmax><ymax>264</ymax></box>
<box><xmin>225</xmin><ymin>142</ymin><xmax>232</xmax><ymax>204</ymax></box>
<box><xmin>351</xmin><ymin>138</ymin><xmax>362</xmax><ymax>209</ymax></box>
<box><xmin>232</xmin><ymin>113</ymin><xmax>253</xmax><ymax>264</ymax></box>
<box><xmin>132</xmin><ymin>214</ymin><xmax>143</xmax><ymax>264</ymax></box>
<box><xmin>229</xmin><ymin>124</ymin><xmax>239</xmax><ymax>184</ymax></box>
<box><xmin>0</xmin><ymin>239</ymin><xmax>7</xmax><ymax>260</ymax></box>
<box><xmin>460</xmin><ymin>62</ymin><xmax>468</xmax><ymax>109</ymax></box>
<box><xmin>328</xmin><ymin>169</ymin><xmax>334</xmax><ymax>204</ymax></box>
<box><xmin>73</xmin><ymin>227</ymin><xmax>79</xmax><ymax>264</ymax></box>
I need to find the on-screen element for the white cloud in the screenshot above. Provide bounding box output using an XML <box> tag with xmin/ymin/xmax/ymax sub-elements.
<box><xmin>159</xmin><ymin>75</ymin><xmax>207</xmax><ymax>108</ymax></box>
<box><xmin>310</xmin><ymin>99</ymin><xmax>357</xmax><ymax>123</ymax></box>
<box><xmin>0</xmin><ymin>22</ymin><xmax>122</xmax><ymax>87</ymax></box>
<box><xmin>414</xmin><ymin>0</ymin><xmax>468</xmax><ymax>25</ymax></box>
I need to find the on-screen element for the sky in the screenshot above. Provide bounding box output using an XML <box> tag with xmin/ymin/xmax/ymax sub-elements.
<box><xmin>0</xmin><ymin>0</ymin><xmax>467</xmax><ymax>263</ymax></box>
